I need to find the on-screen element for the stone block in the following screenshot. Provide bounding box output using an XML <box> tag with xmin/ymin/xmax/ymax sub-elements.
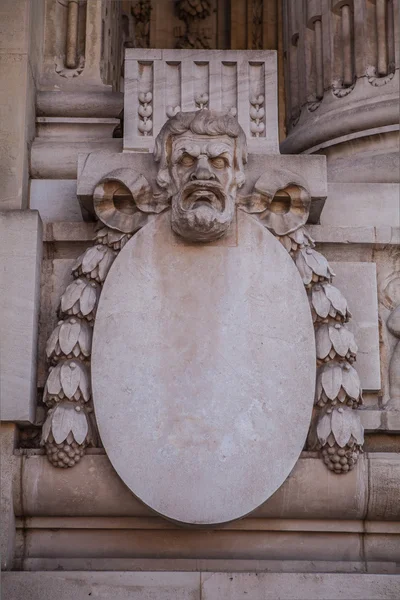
<box><xmin>330</xmin><ymin>262</ymin><xmax>381</xmax><ymax>391</ymax></box>
<box><xmin>201</xmin><ymin>572</ymin><xmax>400</xmax><ymax>599</ymax></box>
<box><xmin>0</xmin><ymin>210</ymin><xmax>42</xmax><ymax>423</ymax></box>
<box><xmin>124</xmin><ymin>49</ymin><xmax>279</xmax><ymax>154</ymax></box>
<box><xmin>322</xmin><ymin>184</ymin><xmax>400</xmax><ymax>228</ymax></box>
<box><xmin>30</xmin><ymin>180</ymin><xmax>82</xmax><ymax>222</ymax></box>
<box><xmin>0</xmin><ymin>424</ymin><xmax>18</xmax><ymax>570</ymax></box>
<box><xmin>1</xmin><ymin>572</ymin><xmax>201</xmax><ymax>600</ymax></box>
<box><xmin>0</xmin><ymin>53</ymin><xmax>30</xmax><ymax>209</ymax></box>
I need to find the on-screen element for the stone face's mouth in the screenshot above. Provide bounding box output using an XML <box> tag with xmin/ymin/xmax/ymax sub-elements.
<box><xmin>181</xmin><ymin>182</ymin><xmax>225</xmax><ymax>212</ymax></box>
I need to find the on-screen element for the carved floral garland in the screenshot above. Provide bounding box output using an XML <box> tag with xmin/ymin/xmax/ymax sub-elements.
<box><xmin>41</xmin><ymin>203</ymin><xmax>364</xmax><ymax>474</ymax></box>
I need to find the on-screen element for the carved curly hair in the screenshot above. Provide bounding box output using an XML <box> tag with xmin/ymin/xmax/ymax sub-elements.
<box><xmin>154</xmin><ymin>110</ymin><xmax>248</xmax><ymax>191</ymax></box>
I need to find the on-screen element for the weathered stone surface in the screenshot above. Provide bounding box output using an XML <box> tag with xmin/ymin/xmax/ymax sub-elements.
<box><xmin>30</xmin><ymin>180</ymin><xmax>82</xmax><ymax>222</ymax></box>
<box><xmin>201</xmin><ymin>572</ymin><xmax>400</xmax><ymax>599</ymax></box>
<box><xmin>0</xmin><ymin>210</ymin><xmax>42</xmax><ymax>422</ymax></box>
<box><xmin>322</xmin><ymin>184</ymin><xmax>400</xmax><ymax>228</ymax></box>
<box><xmin>0</xmin><ymin>424</ymin><xmax>18</xmax><ymax>570</ymax></box>
<box><xmin>330</xmin><ymin>262</ymin><xmax>380</xmax><ymax>391</ymax></box>
<box><xmin>2</xmin><ymin>572</ymin><xmax>201</xmax><ymax>600</ymax></box>
<box><xmin>2</xmin><ymin>571</ymin><xmax>400</xmax><ymax>600</ymax></box>
<box><xmin>92</xmin><ymin>210</ymin><xmax>316</xmax><ymax>525</ymax></box>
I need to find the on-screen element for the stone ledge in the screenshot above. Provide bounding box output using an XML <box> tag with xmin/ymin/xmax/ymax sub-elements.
<box><xmin>2</xmin><ymin>572</ymin><xmax>400</xmax><ymax>600</ymax></box>
<box><xmin>13</xmin><ymin>454</ymin><xmax>400</xmax><ymax>520</ymax></box>
<box><xmin>42</xmin><ymin>221</ymin><xmax>400</xmax><ymax>246</ymax></box>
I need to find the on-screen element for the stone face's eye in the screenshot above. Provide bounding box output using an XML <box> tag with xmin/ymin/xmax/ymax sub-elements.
<box><xmin>179</xmin><ymin>154</ymin><xmax>195</xmax><ymax>167</ymax></box>
<box><xmin>210</xmin><ymin>156</ymin><xmax>227</xmax><ymax>169</ymax></box>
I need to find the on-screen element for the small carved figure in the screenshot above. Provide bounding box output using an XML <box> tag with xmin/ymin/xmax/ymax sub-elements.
<box><xmin>154</xmin><ymin>110</ymin><xmax>247</xmax><ymax>242</ymax></box>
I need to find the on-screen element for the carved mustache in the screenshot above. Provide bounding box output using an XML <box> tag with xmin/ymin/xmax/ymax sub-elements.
<box><xmin>180</xmin><ymin>181</ymin><xmax>227</xmax><ymax>212</ymax></box>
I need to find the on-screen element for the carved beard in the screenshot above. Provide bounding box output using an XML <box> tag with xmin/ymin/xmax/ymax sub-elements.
<box><xmin>171</xmin><ymin>180</ymin><xmax>236</xmax><ymax>243</ymax></box>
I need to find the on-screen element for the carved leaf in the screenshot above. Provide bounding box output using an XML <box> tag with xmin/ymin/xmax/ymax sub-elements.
<box><xmin>324</xmin><ymin>284</ymin><xmax>349</xmax><ymax>316</ymax></box>
<box><xmin>316</xmin><ymin>412</ymin><xmax>332</xmax><ymax>446</ymax></box>
<box><xmin>329</xmin><ymin>325</ymin><xmax>349</xmax><ymax>357</ymax></box>
<box><xmin>46</xmin><ymin>322</ymin><xmax>62</xmax><ymax>358</ymax></box>
<box><xmin>41</xmin><ymin>408</ymin><xmax>54</xmax><ymax>443</ymax></box>
<box><xmin>97</xmin><ymin>247</ymin><xmax>116</xmax><ymax>282</ymax></box>
<box><xmin>79</xmin><ymin>365</ymin><xmax>91</xmax><ymax>402</ymax></box>
<box><xmin>331</xmin><ymin>409</ymin><xmax>352</xmax><ymax>448</ymax></box>
<box><xmin>81</xmin><ymin>245</ymin><xmax>105</xmax><ymax>274</ymax></box>
<box><xmin>321</xmin><ymin>364</ymin><xmax>343</xmax><ymax>400</ymax></box>
<box><xmin>79</xmin><ymin>283</ymin><xmax>98</xmax><ymax>317</ymax></box>
<box><xmin>316</xmin><ymin>324</ymin><xmax>332</xmax><ymax>360</ymax></box>
<box><xmin>52</xmin><ymin>402</ymin><xmax>76</xmax><ymax>444</ymax></box>
<box><xmin>312</xmin><ymin>286</ymin><xmax>331</xmax><ymax>318</ymax></box>
<box><xmin>341</xmin><ymin>365</ymin><xmax>361</xmax><ymax>399</ymax></box>
<box><xmin>60</xmin><ymin>362</ymin><xmax>80</xmax><ymax>398</ymax></box>
<box><xmin>59</xmin><ymin>320</ymin><xmax>81</xmax><ymax>356</ymax></box>
<box><xmin>349</xmin><ymin>411</ymin><xmax>364</xmax><ymax>445</ymax></box>
<box><xmin>46</xmin><ymin>365</ymin><xmax>62</xmax><ymax>396</ymax></box>
<box><xmin>304</xmin><ymin>249</ymin><xmax>331</xmax><ymax>278</ymax></box>
<box><xmin>71</xmin><ymin>409</ymin><xmax>89</xmax><ymax>445</ymax></box>
<box><xmin>78</xmin><ymin>321</ymin><xmax>92</xmax><ymax>357</ymax></box>
<box><xmin>295</xmin><ymin>250</ymin><xmax>313</xmax><ymax>285</ymax></box>
<box><xmin>61</xmin><ymin>279</ymin><xmax>85</xmax><ymax>312</ymax></box>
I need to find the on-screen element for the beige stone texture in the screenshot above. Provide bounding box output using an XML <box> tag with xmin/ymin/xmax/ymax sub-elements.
<box><xmin>30</xmin><ymin>180</ymin><xmax>82</xmax><ymax>222</ymax></box>
<box><xmin>0</xmin><ymin>0</ymin><xmax>44</xmax><ymax>210</ymax></box>
<box><xmin>0</xmin><ymin>210</ymin><xmax>43</xmax><ymax>423</ymax></box>
<box><xmin>201</xmin><ymin>572</ymin><xmax>400</xmax><ymax>599</ymax></box>
<box><xmin>330</xmin><ymin>262</ymin><xmax>380</xmax><ymax>391</ymax></box>
<box><xmin>92</xmin><ymin>210</ymin><xmax>316</xmax><ymax>525</ymax></box>
<box><xmin>2</xmin><ymin>571</ymin><xmax>400</xmax><ymax>599</ymax></box>
<box><xmin>322</xmin><ymin>184</ymin><xmax>400</xmax><ymax>228</ymax></box>
<box><xmin>0</xmin><ymin>424</ymin><xmax>18</xmax><ymax>570</ymax></box>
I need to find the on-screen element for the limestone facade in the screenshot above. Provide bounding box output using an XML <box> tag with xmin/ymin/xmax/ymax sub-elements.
<box><xmin>0</xmin><ymin>1</ymin><xmax>399</xmax><ymax>598</ymax></box>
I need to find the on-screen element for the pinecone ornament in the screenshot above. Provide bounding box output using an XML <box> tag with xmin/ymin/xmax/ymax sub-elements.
<box><xmin>41</xmin><ymin>401</ymin><xmax>92</xmax><ymax>468</ymax></box>
<box><xmin>321</xmin><ymin>443</ymin><xmax>360</xmax><ymax>473</ymax></box>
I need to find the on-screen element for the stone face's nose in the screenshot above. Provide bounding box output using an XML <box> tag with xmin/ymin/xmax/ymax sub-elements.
<box><xmin>190</xmin><ymin>156</ymin><xmax>216</xmax><ymax>181</ymax></box>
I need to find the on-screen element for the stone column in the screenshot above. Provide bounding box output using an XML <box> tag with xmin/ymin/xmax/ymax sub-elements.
<box><xmin>281</xmin><ymin>0</ymin><xmax>399</xmax><ymax>184</ymax></box>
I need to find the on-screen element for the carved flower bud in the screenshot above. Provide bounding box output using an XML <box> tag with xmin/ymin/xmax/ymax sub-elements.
<box><xmin>43</xmin><ymin>359</ymin><xmax>90</xmax><ymax>406</ymax></box>
<box><xmin>72</xmin><ymin>245</ymin><xmax>116</xmax><ymax>284</ymax></box>
<box><xmin>295</xmin><ymin>248</ymin><xmax>335</xmax><ymax>287</ymax></box>
<box><xmin>95</xmin><ymin>225</ymin><xmax>132</xmax><ymax>251</ymax></box>
<box><xmin>315</xmin><ymin>323</ymin><xmax>358</xmax><ymax>364</ymax></box>
<box><xmin>316</xmin><ymin>362</ymin><xmax>363</xmax><ymax>408</ymax></box>
<box><xmin>310</xmin><ymin>283</ymin><xmax>351</xmax><ymax>324</ymax></box>
<box><xmin>46</xmin><ymin>317</ymin><xmax>92</xmax><ymax>364</ymax></box>
<box><xmin>41</xmin><ymin>401</ymin><xmax>92</xmax><ymax>468</ymax></box>
<box><xmin>277</xmin><ymin>227</ymin><xmax>315</xmax><ymax>256</ymax></box>
<box><xmin>316</xmin><ymin>407</ymin><xmax>364</xmax><ymax>473</ymax></box>
<box><xmin>60</xmin><ymin>278</ymin><xmax>101</xmax><ymax>322</ymax></box>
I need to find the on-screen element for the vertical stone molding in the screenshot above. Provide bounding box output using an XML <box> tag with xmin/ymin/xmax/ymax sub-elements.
<box><xmin>0</xmin><ymin>211</ymin><xmax>43</xmax><ymax>424</ymax></box>
<box><xmin>42</xmin><ymin>0</ymin><xmax>122</xmax><ymax>90</ymax></box>
<box><xmin>281</xmin><ymin>0</ymin><xmax>399</xmax><ymax>183</ymax></box>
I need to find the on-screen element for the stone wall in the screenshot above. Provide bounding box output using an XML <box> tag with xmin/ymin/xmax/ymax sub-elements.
<box><xmin>0</xmin><ymin>2</ymin><xmax>399</xmax><ymax>598</ymax></box>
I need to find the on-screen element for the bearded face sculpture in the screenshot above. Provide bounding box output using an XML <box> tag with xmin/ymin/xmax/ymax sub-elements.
<box><xmin>154</xmin><ymin>110</ymin><xmax>247</xmax><ymax>242</ymax></box>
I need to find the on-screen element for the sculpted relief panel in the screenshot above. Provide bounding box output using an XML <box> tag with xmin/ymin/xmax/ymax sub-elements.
<box><xmin>40</xmin><ymin>49</ymin><xmax>364</xmax><ymax>525</ymax></box>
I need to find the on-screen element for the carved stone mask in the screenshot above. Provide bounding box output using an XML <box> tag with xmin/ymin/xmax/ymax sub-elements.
<box><xmin>154</xmin><ymin>110</ymin><xmax>247</xmax><ymax>242</ymax></box>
